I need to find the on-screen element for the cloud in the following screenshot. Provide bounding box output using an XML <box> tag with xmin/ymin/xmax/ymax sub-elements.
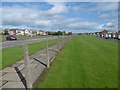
<box><xmin>98</xmin><ymin>13</ymin><xmax>110</xmax><ymax>19</ymax></box>
<box><xmin>35</xmin><ymin>20</ymin><xmax>52</xmax><ymax>27</ymax></box>
<box><xmin>2</xmin><ymin>2</ymin><xmax>68</xmax><ymax>26</ymax></box>
<box><xmin>98</xmin><ymin>12</ymin><xmax>117</xmax><ymax>20</ymax></box>
<box><xmin>70</xmin><ymin>2</ymin><xmax>118</xmax><ymax>12</ymax></box>
<box><xmin>2</xmin><ymin>2</ymin><xmax>118</xmax><ymax>33</ymax></box>
<box><xmin>96</xmin><ymin>2</ymin><xmax>118</xmax><ymax>11</ymax></box>
<box><xmin>68</xmin><ymin>19</ymin><xmax>99</xmax><ymax>30</ymax></box>
<box><xmin>68</xmin><ymin>2</ymin><xmax>118</xmax><ymax>32</ymax></box>
<box><xmin>47</xmin><ymin>18</ymin><xmax>101</xmax><ymax>32</ymax></box>
<box><xmin>48</xmin><ymin>2</ymin><xmax>68</xmax><ymax>14</ymax></box>
<box><xmin>100</xmin><ymin>21</ymin><xmax>118</xmax><ymax>32</ymax></box>
<box><xmin>106</xmin><ymin>22</ymin><xmax>114</xmax><ymax>27</ymax></box>
<box><xmin>2</xmin><ymin>4</ymin><xmax>101</xmax><ymax>32</ymax></box>
<box><xmin>2</xmin><ymin>6</ymin><xmax>37</xmax><ymax>25</ymax></box>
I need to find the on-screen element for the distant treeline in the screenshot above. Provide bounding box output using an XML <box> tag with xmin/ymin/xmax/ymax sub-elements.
<box><xmin>47</xmin><ymin>31</ymin><xmax>72</xmax><ymax>36</ymax></box>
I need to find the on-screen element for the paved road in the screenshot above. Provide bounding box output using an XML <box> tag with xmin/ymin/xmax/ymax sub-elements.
<box><xmin>2</xmin><ymin>38</ymin><xmax>27</xmax><ymax>42</ymax></box>
<box><xmin>2</xmin><ymin>37</ymin><xmax>42</xmax><ymax>42</ymax></box>
<box><xmin>107</xmin><ymin>39</ymin><xmax>120</xmax><ymax>43</ymax></box>
<box><xmin>97</xmin><ymin>37</ymin><xmax>120</xmax><ymax>43</ymax></box>
<box><xmin>2</xmin><ymin>36</ymin><xmax>58</xmax><ymax>49</ymax></box>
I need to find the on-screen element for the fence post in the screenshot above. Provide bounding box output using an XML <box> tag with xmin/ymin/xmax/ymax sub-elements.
<box><xmin>23</xmin><ymin>44</ymin><xmax>32</xmax><ymax>89</ymax></box>
<box><xmin>58</xmin><ymin>36</ymin><xmax>61</xmax><ymax>51</ymax></box>
<box><xmin>46</xmin><ymin>32</ymin><xmax>50</xmax><ymax>68</ymax></box>
<box><xmin>62</xmin><ymin>38</ymin><xmax>64</xmax><ymax>48</ymax></box>
<box><xmin>46</xmin><ymin>41</ymin><xmax>50</xmax><ymax>68</ymax></box>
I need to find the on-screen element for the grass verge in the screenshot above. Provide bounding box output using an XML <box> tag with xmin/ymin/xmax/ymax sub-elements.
<box><xmin>36</xmin><ymin>35</ymin><xmax>118</xmax><ymax>88</ymax></box>
<box><xmin>2</xmin><ymin>38</ymin><xmax>61</xmax><ymax>69</ymax></box>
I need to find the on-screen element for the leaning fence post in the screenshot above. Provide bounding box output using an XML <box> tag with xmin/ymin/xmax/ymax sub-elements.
<box><xmin>23</xmin><ymin>44</ymin><xmax>32</xmax><ymax>89</ymax></box>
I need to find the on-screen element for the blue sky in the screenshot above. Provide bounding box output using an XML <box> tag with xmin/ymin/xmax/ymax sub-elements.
<box><xmin>1</xmin><ymin>1</ymin><xmax>118</xmax><ymax>33</ymax></box>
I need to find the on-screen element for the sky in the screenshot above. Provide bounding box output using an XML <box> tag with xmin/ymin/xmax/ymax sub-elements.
<box><xmin>1</xmin><ymin>1</ymin><xmax>118</xmax><ymax>33</ymax></box>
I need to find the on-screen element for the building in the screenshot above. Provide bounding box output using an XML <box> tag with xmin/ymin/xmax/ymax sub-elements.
<box><xmin>37</xmin><ymin>30</ymin><xmax>47</xmax><ymax>36</ymax></box>
<box><xmin>99</xmin><ymin>30</ymin><xmax>109</xmax><ymax>38</ymax></box>
<box><xmin>6</xmin><ymin>28</ymin><xmax>47</xmax><ymax>36</ymax></box>
<box><xmin>8</xmin><ymin>29</ymin><xmax>18</xmax><ymax>35</ymax></box>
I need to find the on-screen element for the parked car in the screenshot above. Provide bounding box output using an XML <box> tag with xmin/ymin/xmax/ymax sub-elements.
<box><xmin>108</xmin><ymin>33</ymin><xmax>112</xmax><ymax>38</ymax></box>
<box><xmin>6</xmin><ymin>35</ymin><xmax>17</xmax><ymax>40</ymax></box>
<box><xmin>104</xmin><ymin>34</ymin><xmax>109</xmax><ymax>39</ymax></box>
<box><xmin>118</xmin><ymin>34</ymin><xmax>120</xmax><ymax>40</ymax></box>
<box><xmin>112</xmin><ymin>33</ymin><xmax>118</xmax><ymax>39</ymax></box>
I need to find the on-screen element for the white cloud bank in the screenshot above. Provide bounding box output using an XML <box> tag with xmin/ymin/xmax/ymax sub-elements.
<box><xmin>1</xmin><ymin>2</ymin><xmax>118</xmax><ymax>33</ymax></box>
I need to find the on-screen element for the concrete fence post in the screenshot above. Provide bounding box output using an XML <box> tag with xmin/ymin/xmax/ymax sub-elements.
<box><xmin>46</xmin><ymin>40</ymin><xmax>50</xmax><ymax>68</ymax></box>
<box><xmin>23</xmin><ymin>44</ymin><xmax>32</xmax><ymax>89</ymax></box>
<box><xmin>62</xmin><ymin>38</ymin><xmax>64</xmax><ymax>48</ymax></box>
<box><xmin>46</xmin><ymin>32</ymin><xmax>50</xmax><ymax>68</ymax></box>
<box><xmin>57</xmin><ymin>36</ymin><xmax>60</xmax><ymax>51</ymax></box>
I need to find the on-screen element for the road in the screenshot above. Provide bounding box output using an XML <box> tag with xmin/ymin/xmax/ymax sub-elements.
<box><xmin>97</xmin><ymin>37</ymin><xmax>120</xmax><ymax>43</ymax></box>
<box><xmin>2</xmin><ymin>36</ymin><xmax>58</xmax><ymax>49</ymax></box>
<box><xmin>107</xmin><ymin>38</ymin><xmax>120</xmax><ymax>43</ymax></box>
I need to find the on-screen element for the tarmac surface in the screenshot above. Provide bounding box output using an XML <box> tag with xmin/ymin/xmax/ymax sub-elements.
<box><xmin>97</xmin><ymin>37</ymin><xmax>120</xmax><ymax>43</ymax></box>
<box><xmin>2</xmin><ymin>36</ymin><xmax>58</xmax><ymax>49</ymax></box>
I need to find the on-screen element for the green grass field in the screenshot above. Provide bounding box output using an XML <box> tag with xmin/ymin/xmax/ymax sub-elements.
<box><xmin>2</xmin><ymin>38</ymin><xmax>61</xmax><ymax>69</ymax></box>
<box><xmin>37</xmin><ymin>36</ymin><xmax>118</xmax><ymax>88</ymax></box>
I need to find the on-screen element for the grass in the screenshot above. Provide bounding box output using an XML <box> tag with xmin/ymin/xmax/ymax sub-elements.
<box><xmin>2</xmin><ymin>38</ymin><xmax>61</xmax><ymax>69</ymax></box>
<box><xmin>36</xmin><ymin>35</ymin><xmax>118</xmax><ymax>88</ymax></box>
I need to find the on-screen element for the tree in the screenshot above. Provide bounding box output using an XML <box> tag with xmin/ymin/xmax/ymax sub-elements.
<box><xmin>62</xmin><ymin>31</ymin><xmax>66</xmax><ymax>35</ymax></box>
<box><xmin>47</xmin><ymin>31</ymin><xmax>51</xmax><ymax>35</ymax></box>
<box><xmin>57</xmin><ymin>31</ymin><xmax>62</xmax><ymax>35</ymax></box>
<box><xmin>3</xmin><ymin>29</ymin><xmax>9</xmax><ymax>35</ymax></box>
<box><xmin>68</xmin><ymin>32</ymin><xmax>72</xmax><ymax>35</ymax></box>
<box><xmin>47</xmin><ymin>31</ymin><xmax>67</xmax><ymax>36</ymax></box>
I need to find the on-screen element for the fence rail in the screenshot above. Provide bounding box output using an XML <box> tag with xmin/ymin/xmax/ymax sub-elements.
<box><xmin>1</xmin><ymin>35</ymin><xmax>74</xmax><ymax>89</ymax></box>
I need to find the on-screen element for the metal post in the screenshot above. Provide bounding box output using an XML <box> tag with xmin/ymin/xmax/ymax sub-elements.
<box><xmin>23</xmin><ymin>44</ymin><xmax>32</xmax><ymax>89</ymax></box>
